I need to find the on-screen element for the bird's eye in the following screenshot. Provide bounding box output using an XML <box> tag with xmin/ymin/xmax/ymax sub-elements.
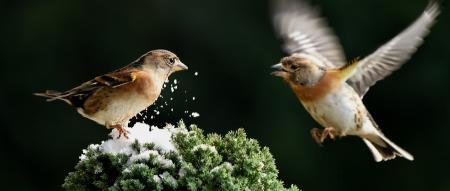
<box><xmin>290</xmin><ymin>65</ymin><xmax>298</xmax><ymax>70</ymax></box>
<box><xmin>168</xmin><ymin>57</ymin><xmax>176</xmax><ymax>65</ymax></box>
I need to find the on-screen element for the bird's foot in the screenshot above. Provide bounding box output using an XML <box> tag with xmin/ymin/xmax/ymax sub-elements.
<box><xmin>310</xmin><ymin>127</ymin><xmax>336</xmax><ymax>145</ymax></box>
<box><xmin>111</xmin><ymin>124</ymin><xmax>130</xmax><ymax>139</ymax></box>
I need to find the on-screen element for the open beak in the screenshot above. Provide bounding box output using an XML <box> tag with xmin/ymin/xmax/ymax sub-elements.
<box><xmin>271</xmin><ymin>63</ymin><xmax>286</xmax><ymax>77</ymax></box>
<box><xmin>172</xmin><ymin>61</ymin><xmax>188</xmax><ymax>72</ymax></box>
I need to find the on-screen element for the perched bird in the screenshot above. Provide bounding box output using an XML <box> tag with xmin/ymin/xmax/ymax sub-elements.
<box><xmin>271</xmin><ymin>0</ymin><xmax>439</xmax><ymax>161</ymax></box>
<box><xmin>35</xmin><ymin>49</ymin><xmax>188</xmax><ymax>138</ymax></box>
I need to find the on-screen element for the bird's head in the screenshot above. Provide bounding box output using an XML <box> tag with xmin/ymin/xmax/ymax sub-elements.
<box><xmin>135</xmin><ymin>49</ymin><xmax>188</xmax><ymax>78</ymax></box>
<box><xmin>272</xmin><ymin>54</ymin><xmax>326</xmax><ymax>87</ymax></box>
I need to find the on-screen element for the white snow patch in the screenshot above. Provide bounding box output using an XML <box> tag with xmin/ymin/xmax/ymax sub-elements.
<box><xmin>178</xmin><ymin>168</ymin><xmax>187</xmax><ymax>178</ymax></box>
<box><xmin>79</xmin><ymin>154</ymin><xmax>87</xmax><ymax>161</ymax></box>
<box><xmin>79</xmin><ymin>144</ymin><xmax>100</xmax><ymax>160</ymax></box>
<box><xmin>160</xmin><ymin>171</ymin><xmax>178</xmax><ymax>187</ymax></box>
<box><xmin>129</xmin><ymin>150</ymin><xmax>175</xmax><ymax>168</ymax></box>
<box><xmin>129</xmin><ymin>150</ymin><xmax>159</xmax><ymax>162</ymax></box>
<box><xmin>123</xmin><ymin>168</ymin><xmax>131</xmax><ymax>173</ymax></box>
<box><xmin>191</xmin><ymin>112</ymin><xmax>200</xmax><ymax>118</ymax></box>
<box><xmin>192</xmin><ymin>144</ymin><xmax>217</xmax><ymax>153</ymax></box>
<box><xmin>157</xmin><ymin>157</ymin><xmax>175</xmax><ymax>169</ymax></box>
<box><xmin>103</xmin><ymin>122</ymin><xmax>186</xmax><ymax>154</ymax></box>
<box><xmin>147</xmin><ymin>124</ymin><xmax>179</xmax><ymax>152</ymax></box>
<box><xmin>153</xmin><ymin>175</ymin><xmax>161</xmax><ymax>183</ymax></box>
<box><xmin>210</xmin><ymin>162</ymin><xmax>234</xmax><ymax>174</ymax></box>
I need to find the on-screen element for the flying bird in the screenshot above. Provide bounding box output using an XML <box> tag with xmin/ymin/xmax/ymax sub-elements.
<box><xmin>271</xmin><ymin>0</ymin><xmax>439</xmax><ymax>161</ymax></box>
<box><xmin>35</xmin><ymin>49</ymin><xmax>188</xmax><ymax>138</ymax></box>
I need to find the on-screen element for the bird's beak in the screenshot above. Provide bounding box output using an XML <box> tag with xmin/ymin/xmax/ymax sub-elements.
<box><xmin>271</xmin><ymin>63</ymin><xmax>283</xmax><ymax>71</ymax></box>
<box><xmin>271</xmin><ymin>63</ymin><xmax>286</xmax><ymax>77</ymax></box>
<box><xmin>172</xmin><ymin>61</ymin><xmax>188</xmax><ymax>72</ymax></box>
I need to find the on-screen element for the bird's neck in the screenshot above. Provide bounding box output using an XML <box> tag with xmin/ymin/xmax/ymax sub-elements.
<box><xmin>289</xmin><ymin>71</ymin><xmax>342</xmax><ymax>103</ymax></box>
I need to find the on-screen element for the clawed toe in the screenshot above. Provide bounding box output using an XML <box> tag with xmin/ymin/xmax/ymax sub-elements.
<box><xmin>118</xmin><ymin>128</ymin><xmax>130</xmax><ymax>139</ymax></box>
<box><xmin>111</xmin><ymin>124</ymin><xmax>130</xmax><ymax>139</ymax></box>
<box><xmin>310</xmin><ymin>127</ymin><xmax>336</xmax><ymax>145</ymax></box>
<box><xmin>311</xmin><ymin>128</ymin><xmax>324</xmax><ymax>146</ymax></box>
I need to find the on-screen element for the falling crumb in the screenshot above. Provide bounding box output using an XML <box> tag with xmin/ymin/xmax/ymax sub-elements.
<box><xmin>194</xmin><ymin>72</ymin><xmax>198</xmax><ymax>76</ymax></box>
<box><xmin>192</xmin><ymin>97</ymin><xmax>196</xmax><ymax>101</ymax></box>
<box><xmin>151</xmin><ymin>116</ymin><xmax>154</xmax><ymax>119</ymax></box>
<box><xmin>170</xmin><ymin>108</ymin><xmax>173</xmax><ymax>112</ymax></box>
<box><xmin>174</xmin><ymin>79</ymin><xmax>178</xmax><ymax>84</ymax></box>
<box><xmin>191</xmin><ymin>112</ymin><xmax>200</xmax><ymax>118</ymax></box>
<box><xmin>171</xmin><ymin>87</ymin><xmax>175</xmax><ymax>92</ymax></box>
<box><xmin>170</xmin><ymin>97</ymin><xmax>173</xmax><ymax>101</ymax></box>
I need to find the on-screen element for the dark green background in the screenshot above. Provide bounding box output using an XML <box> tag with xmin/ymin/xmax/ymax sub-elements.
<box><xmin>1</xmin><ymin>0</ymin><xmax>449</xmax><ymax>190</ymax></box>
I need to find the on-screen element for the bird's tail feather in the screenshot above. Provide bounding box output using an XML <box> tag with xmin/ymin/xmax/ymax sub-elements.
<box><xmin>363</xmin><ymin>134</ymin><xmax>414</xmax><ymax>162</ymax></box>
<box><xmin>34</xmin><ymin>90</ymin><xmax>72</xmax><ymax>104</ymax></box>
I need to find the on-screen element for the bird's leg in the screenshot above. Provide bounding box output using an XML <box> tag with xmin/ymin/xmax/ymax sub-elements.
<box><xmin>310</xmin><ymin>127</ymin><xmax>336</xmax><ymax>145</ymax></box>
<box><xmin>322</xmin><ymin>127</ymin><xmax>336</xmax><ymax>141</ymax></box>
<box><xmin>111</xmin><ymin>124</ymin><xmax>130</xmax><ymax>139</ymax></box>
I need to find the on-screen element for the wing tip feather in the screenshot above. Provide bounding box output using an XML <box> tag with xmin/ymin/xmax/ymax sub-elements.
<box><xmin>425</xmin><ymin>1</ymin><xmax>441</xmax><ymax>19</ymax></box>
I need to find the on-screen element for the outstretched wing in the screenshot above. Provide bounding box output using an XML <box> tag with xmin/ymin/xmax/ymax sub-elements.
<box><xmin>347</xmin><ymin>2</ymin><xmax>440</xmax><ymax>97</ymax></box>
<box><xmin>272</xmin><ymin>0</ymin><xmax>347</xmax><ymax>67</ymax></box>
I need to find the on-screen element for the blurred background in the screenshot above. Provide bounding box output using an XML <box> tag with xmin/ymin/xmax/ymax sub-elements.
<box><xmin>1</xmin><ymin>0</ymin><xmax>449</xmax><ymax>190</ymax></box>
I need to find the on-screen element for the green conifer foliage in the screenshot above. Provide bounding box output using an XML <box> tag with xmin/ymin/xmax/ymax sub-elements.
<box><xmin>63</xmin><ymin>121</ymin><xmax>300</xmax><ymax>191</ymax></box>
